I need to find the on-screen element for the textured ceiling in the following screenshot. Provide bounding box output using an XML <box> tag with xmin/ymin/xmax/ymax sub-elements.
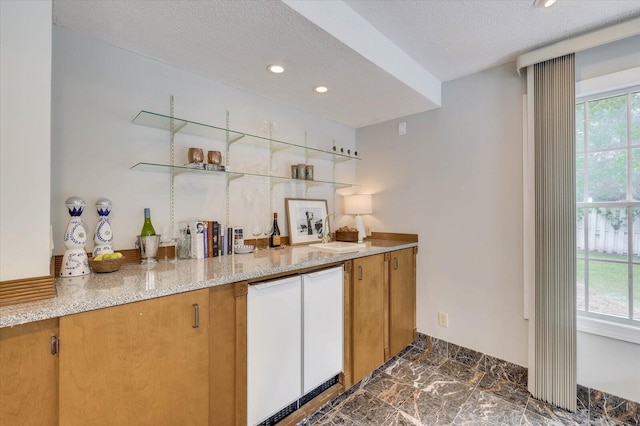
<box><xmin>344</xmin><ymin>0</ymin><xmax>640</xmax><ymax>82</ymax></box>
<box><xmin>52</xmin><ymin>0</ymin><xmax>640</xmax><ymax>128</ymax></box>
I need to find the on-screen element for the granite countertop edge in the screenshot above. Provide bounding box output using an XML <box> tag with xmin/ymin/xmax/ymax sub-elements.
<box><xmin>0</xmin><ymin>240</ymin><xmax>417</xmax><ymax>328</ymax></box>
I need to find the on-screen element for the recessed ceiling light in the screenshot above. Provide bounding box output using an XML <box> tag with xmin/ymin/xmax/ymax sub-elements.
<box><xmin>313</xmin><ymin>86</ymin><xmax>328</xmax><ymax>94</ymax></box>
<box><xmin>533</xmin><ymin>0</ymin><xmax>557</xmax><ymax>7</ymax></box>
<box><xmin>268</xmin><ymin>64</ymin><xmax>285</xmax><ymax>74</ymax></box>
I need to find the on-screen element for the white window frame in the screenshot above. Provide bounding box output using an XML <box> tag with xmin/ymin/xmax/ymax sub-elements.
<box><xmin>576</xmin><ymin>67</ymin><xmax>640</xmax><ymax>345</ymax></box>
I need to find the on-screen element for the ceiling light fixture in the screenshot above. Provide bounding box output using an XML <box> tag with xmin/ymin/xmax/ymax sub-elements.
<box><xmin>313</xmin><ymin>85</ymin><xmax>328</xmax><ymax>94</ymax></box>
<box><xmin>533</xmin><ymin>0</ymin><xmax>557</xmax><ymax>8</ymax></box>
<box><xmin>267</xmin><ymin>64</ymin><xmax>285</xmax><ymax>74</ymax></box>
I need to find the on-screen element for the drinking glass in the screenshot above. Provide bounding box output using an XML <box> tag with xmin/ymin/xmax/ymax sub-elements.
<box><xmin>160</xmin><ymin>238</ymin><xmax>176</xmax><ymax>262</ymax></box>
<box><xmin>263</xmin><ymin>222</ymin><xmax>273</xmax><ymax>250</ymax></box>
<box><xmin>251</xmin><ymin>222</ymin><xmax>262</xmax><ymax>251</ymax></box>
<box><xmin>160</xmin><ymin>225</ymin><xmax>177</xmax><ymax>262</ymax></box>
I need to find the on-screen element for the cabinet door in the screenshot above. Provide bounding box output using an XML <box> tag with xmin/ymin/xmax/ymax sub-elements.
<box><xmin>351</xmin><ymin>254</ymin><xmax>385</xmax><ymax>384</ymax></box>
<box><xmin>247</xmin><ymin>276</ymin><xmax>302</xmax><ymax>426</ymax></box>
<box><xmin>0</xmin><ymin>318</ymin><xmax>59</xmax><ymax>426</ymax></box>
<box><xmin>389</xmin><ymin>248</ymin><xmax>417</xmax><ymax>357</ymax></box>
<box><xmin>210</xmin><ymin>282</ymin><xmax>247</xmax><ymax>426</ymax></box>
<box><xmin>303</xmin><ymin>266</ymin><xmax>343</xmax><ymax>393</ymax></box>
<box><xmin>59</xmin><ymin>289</ymin><xmax>209</xmax><ymax>426</ymax></box>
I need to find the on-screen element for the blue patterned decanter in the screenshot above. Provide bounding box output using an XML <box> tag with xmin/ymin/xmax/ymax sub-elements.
<box><xmin>60</xmin><ymin>196</ymin><xmax>90</xmax><ymax>277</ymax></box>
<box><xmin>93</xmin><ymin>198</ymin><xmax>114</xmax><ymax>257</ymax></box>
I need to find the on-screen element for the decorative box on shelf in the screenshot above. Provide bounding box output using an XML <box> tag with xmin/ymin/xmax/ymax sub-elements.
<box><xmin>335</xmin><ymin>228</ymin><xmax>359</xmax><ymax>242</ymax></box>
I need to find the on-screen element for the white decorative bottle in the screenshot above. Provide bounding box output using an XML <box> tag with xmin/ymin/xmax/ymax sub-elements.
<box><xmin>60</xmin><ymin>196</ymin><xmax>90</xmax><ymax>277</ymax></box>
<box><xmin>93</xmin><ymin>198</ymin><xmax>114</xmax><ymax>257</ymax></box>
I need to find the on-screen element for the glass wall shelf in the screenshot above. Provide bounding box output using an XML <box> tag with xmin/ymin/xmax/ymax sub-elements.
<box><xmin>132</xmin><ymin>110</ymin><xmax>360</xmax><ymax>163</ymax></box>
<box><xmin>130</xmin><ymin>162</ymin><xmax>244</xmax><ymax>181</ymax></box>
<box><xmin>130</xmin><ymin>162</ymin><xmax>355</xmax><ymax>189</ymax></box>
<box><xmin>239</xmin><ymin>171</ymin><xmax>355</xmax><ymax>189</ymax></box>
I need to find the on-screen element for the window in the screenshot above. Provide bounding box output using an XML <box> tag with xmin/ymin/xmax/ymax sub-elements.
<box><xmin>576</xmin><ymin>86</ymin><xmax>640</xmax><ymax>329</ymax></box>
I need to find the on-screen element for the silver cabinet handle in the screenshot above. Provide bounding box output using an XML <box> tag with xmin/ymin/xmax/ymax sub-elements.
<box><xmin>50</xmin><ymin>335</ymin><xmax>59</xmax><ymax>355</ymax></box>
<box><xmin>358</xmin><ymin>265</ymin><xmax>363</xmax><ymax>281</ymax></box>
<box><xmin>394</xmin><ymin>257</ymin><xmax>399</xmax><ymax>270</ymax></box>
<box><xmin>193</xmin><ymin>303</ymin><xmax>200</xmax><ymax>329</ymax></box>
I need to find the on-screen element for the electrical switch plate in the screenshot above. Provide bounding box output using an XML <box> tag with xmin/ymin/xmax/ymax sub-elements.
<box><xmin>398</xmin><ymin>122</ymin><xmax>407</xmax><ymax>135</ymax></box>
<box><xmin>438</xmin><ymin>312</ymin><xmax>449</xmax><ymax>327</ymax></box>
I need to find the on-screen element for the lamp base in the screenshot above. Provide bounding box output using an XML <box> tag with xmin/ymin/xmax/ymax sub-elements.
<box><xmin>355</xmin><ymin>215</ymin><xmax>366</xmax><ymax>243</ymax></box>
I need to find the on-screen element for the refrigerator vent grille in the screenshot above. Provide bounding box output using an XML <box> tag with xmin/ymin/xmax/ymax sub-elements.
<box><xmin>256</xmin><ymin>375</ymin><xmax>340</xmax><ymax>426</ymax></box>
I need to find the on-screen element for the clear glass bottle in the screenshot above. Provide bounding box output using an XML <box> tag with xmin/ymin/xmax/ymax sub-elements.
<box><xmin>177</xmin><ymin>226</ymin><xmax>191</xmax><ymax>259</ymax></box>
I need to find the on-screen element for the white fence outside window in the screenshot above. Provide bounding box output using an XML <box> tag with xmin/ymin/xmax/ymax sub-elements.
<box><xmin>576</xmin><ymin>208</ymin><xmax>640</xmax><ymax>256</ymax></box>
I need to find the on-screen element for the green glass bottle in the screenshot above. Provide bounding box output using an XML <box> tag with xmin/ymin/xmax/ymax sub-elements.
<box><xmin>140</xmin><ymin>208</ymin><xmax>156</xmax><ymax>236</ymax></box>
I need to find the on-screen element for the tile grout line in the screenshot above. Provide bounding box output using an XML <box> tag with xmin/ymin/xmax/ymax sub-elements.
<box><xmin>431</xmin><ymin>334</ymin><xmax>639</xmax><ymax>426</ymax></box>
<box><xmin>299</xmin><ymin>336</ymin><xmax>637</xmax><ymax>426</ymax></box>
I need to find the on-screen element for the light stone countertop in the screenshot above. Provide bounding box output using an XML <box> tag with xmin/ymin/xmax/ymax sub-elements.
<box><xmin>0</xmin><ymin>240</ymin><xmax>417</xmax><ymax>328</ymax></box>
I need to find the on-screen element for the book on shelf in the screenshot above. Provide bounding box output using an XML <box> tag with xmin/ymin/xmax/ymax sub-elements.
<box><xmin>203</xmin><ymin>221</ymin><xmax>209</xmax><ymax>258</ymax></box>
<box><xmin>189</xmin><ymin>220</ymin><xmax>205</xmax><ymax>259</ymax></box>
<box><xmin>207</xmin><ymin>222</ymin><xmax>213</xmax><ymax>258</ymax></box>
<box><xmin>212</xmin><ymin>221</ymin><xmax>220</xmax><ymax>257</ymax></box>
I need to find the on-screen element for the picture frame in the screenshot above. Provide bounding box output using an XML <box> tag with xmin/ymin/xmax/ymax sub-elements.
<box><xmin>285</xmin><ymin>198</ymin><xmax>329</xmax><ymax>245</ymax></box>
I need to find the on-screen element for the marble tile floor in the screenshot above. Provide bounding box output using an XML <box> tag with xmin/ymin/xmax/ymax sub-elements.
<box><xmin>298</xmin><ymin>342</ymin><xmax>635</xmax><ymax>426</ymax></box>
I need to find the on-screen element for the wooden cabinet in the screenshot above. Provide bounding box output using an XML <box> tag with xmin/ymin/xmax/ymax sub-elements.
<box><xmin>350</xmin><ymin>253</ymin><xmax>386</xmax><ymax>384</ymax></box>
<box><xmin>59</xmin><ymin>289</ymin><xmax>209</xmax><ymax>426</ymax></box>
<box><xmin>0</xmin><ymin>318</ymin><xmax>59</xmax><ymax>426</ymax></box>
<box><xmin>346</xmin><ymin>248</ymin><xmax>417</xmax><ymax>386</ymax></box>
<box><xmin>0</xmin><ymin>246</ymin><xmax>415</xmax><ymax>425</ymax></box>
<box><xmin>389</xmin><ymin>248</ymin><xmax>417</xmax><ymax>358</ymax></box>
<box><xmin>210</xmin><ymin>282</ymin><xmax>247</xmax><ymax>426</ymax></box>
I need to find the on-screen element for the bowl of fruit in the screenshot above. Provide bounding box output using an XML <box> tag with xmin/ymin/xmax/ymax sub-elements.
<box><xmin>90</xmin><ymin>252</ymin><xmax>124</xmax><ymax>273</ymax></box>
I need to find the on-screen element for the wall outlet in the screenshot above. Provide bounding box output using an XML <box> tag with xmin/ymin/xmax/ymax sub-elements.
<box><xmin>438</xmin><ymin>312</ymin><xmax>449</xmax><ymax>327</ymax></box>
<box><xmin>365</xmin><ymin>226</ymin><xmax>371</xmax><ymax>236</ymax></box>
<box><xmin>398</xmin><ymin>121</ymin><xmax>407</xmax><ymax>135</ymax></box>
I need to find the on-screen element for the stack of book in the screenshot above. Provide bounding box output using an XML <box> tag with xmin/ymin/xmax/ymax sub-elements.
<box><xmin>184</xmin><ymin>221</ymin><xmax>244</xmax><ymax>259</ymax></box>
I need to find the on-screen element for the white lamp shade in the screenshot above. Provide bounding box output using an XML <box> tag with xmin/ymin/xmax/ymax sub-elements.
<box><xmin>344</xmin><ymin>194</ymin><xmax>372</xmax><ymax>215</ymax></box>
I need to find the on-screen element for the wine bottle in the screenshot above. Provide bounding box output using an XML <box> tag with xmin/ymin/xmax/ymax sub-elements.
<box><xmin>270</xmin><ymin>213</ymin><xmax>281</xmax><ymax>247</ymax></box>
<box><xmin>140</xmin><ymin>208</ymin><xmax>156</xmax><ymax>236</ymax></box>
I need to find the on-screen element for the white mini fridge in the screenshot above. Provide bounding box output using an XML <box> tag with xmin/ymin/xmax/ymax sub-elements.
<box><xmin>302</xmin><ymin>267</ymin><xmax>344</xmax><ymax>394</ymax></box>
<box><xmin>247</xmin><ymin>266</ymin><xmax>343</xmax><ymax>425</ymax></box>
<box><xmin>247</xmin><ymin>275</ymin><xmax>302</xmax><ymax>426</ymax></box>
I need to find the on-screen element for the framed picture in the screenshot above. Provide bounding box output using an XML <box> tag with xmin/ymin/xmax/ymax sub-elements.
<box><xmin>285</xmin><ymin>198</ymin><xmax>329</xmax><ymax>245</ymax></box>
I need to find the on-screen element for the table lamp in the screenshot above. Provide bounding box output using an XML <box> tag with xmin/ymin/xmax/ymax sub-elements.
<box><xmin>344</xmin><ymin>194</ymin><xmax>372</xmax><ymax>243</ymax></box>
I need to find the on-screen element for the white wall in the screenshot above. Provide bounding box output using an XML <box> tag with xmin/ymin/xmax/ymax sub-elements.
<box><xmin>577</xmin><ymin>332</ymin><xmax>640</xmax><ymax>403</ymax></box>
<box><xmin>355</xmin><ymin>37</ymin><xmax>640</xmax><ymax>401</ymax></box>
<box><xmin>576</xmin><ymin>34</ymin><xmax>640</xmax><ymax>82</ymax></box>
<box><xmin>357</xmin><ymin>63</ymin><xmax>528</xmax><ymax>366</ymax></box>
<box><xmin>51</xmin><ymin>26</ymin><xmax>355</xmax><ymax>255</ymax></box>
<box><xmin>0</xmin><ymin>1</ymin><xmax>52</xmax><ymax>280</ymax></box>
<box><xmin>574</xmin><ymin>36</ymin><xmax>640</xmax><ymax>404</ymax></box>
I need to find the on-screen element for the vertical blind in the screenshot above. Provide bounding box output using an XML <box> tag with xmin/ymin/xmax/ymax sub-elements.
<box><xmin>533</xmin><ymin>53</ymin><xmax>577</xmax><ymax>411</ymax></box>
